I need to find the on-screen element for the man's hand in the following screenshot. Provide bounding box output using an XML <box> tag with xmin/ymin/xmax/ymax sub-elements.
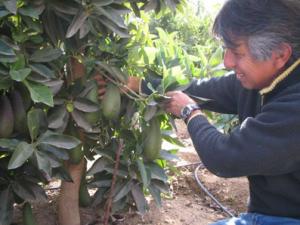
<box><xmin>94</xmin><ymin>73</ymin><xmax>106</xmax><ymax>99</ymax></box>
<box><xmin>94</xmin><ymin>73</ymin><xmax>141</xmax><ymax>99</ymax></box>
<box><xmin>164</xmin><ymin>91</ymin><xmax>198</xmax><ymax>117</ymax></box>
<box><xmin>126</xmin><ymin>76</ymin><xmax>141</xmax><ymax>93</ymax></box>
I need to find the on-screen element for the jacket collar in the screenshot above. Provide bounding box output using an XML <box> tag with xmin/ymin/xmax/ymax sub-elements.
<box><xmin>260</xmin><ymin>58</ymin><xmax>300</xmax><ymax>95</ymax></box>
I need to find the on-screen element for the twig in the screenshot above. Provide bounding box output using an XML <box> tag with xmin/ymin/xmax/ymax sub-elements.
<box><xmin>102</xmin><ymin>72</ymin><xmax>141</xmax><ymax>100</ymax></box>
<box><xmin>103</xmin><ymin>139</ymin><xmax>124</xmax><ymax>225</ymax></box>
<box><xmin>96</xmin><ymin>68</ymin><xmax>145</xmax><ymax>101</ymax></box>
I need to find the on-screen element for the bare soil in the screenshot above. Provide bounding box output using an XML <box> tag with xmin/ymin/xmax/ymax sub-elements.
<box><xmin>13</xmin><ymin>120</ymin><xmax>249</xmax><ymax>225</ymax></box>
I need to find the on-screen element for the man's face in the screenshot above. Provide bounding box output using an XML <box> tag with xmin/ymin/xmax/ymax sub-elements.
<box><xmin>223</xmin><ymin>39</ymin><xmax>281</xmax><ymax>90</ymax></box>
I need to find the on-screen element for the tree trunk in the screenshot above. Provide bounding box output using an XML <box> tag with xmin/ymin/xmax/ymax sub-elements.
<box><xmin>58</xmin><ymin>57</ymin><xmax>86</xmax><ymax>225</ymax></box>
<box><xmin>58</xmin><ymin>159</ymin><xmax>86</xmax><ymax>225</ymax></box>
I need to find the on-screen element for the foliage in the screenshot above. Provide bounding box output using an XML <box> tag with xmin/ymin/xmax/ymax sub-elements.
<box><xmin>0</xmin><ymin>0</ymin><xmax>194</xmax><ymax>223</ymax></box>
<box><xmin>0</xmin><ymin>0</ymin><xmax>234</xmax><ymax>223</ymax></box>
<box><xmin>146</xmin><ymin>1</ymin><xmax>238</xmax><ymax>129</ymax></box>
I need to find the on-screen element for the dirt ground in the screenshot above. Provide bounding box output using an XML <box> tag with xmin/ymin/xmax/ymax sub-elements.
<box><xmin>12</xmin><ymin>120</ymin><xmax>249</xmax><ymax>225</ymax></box>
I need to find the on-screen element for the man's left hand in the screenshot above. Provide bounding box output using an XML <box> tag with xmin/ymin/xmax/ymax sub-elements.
<box><xmin>164</xmin><ymin>91</ymin><xmax>197</xmax><ymax>117</ymax></box>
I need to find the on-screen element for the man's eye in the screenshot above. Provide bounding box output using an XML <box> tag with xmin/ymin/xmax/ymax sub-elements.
<box><xmin>233</xmin><ymin>52</ymin><xmax>241</xmax><ymax>57</ymax></box>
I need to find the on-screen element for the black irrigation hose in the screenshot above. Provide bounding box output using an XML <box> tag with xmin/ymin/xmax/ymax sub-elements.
<box><xmin>194</xmin><ymin>163</ymin><xmax>235</xmax><ymax>218</ymax></box>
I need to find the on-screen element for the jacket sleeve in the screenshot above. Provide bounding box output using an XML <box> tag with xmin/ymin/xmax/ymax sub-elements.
<box><xmin>187</xmin><ymin>93</ymin><xmax>300</xmax><ymax>178</ymax></box>
<box><xmin>140</xmin><ymin>71</ymin><xmax>239</xmax><ymax>114</ymax></box>
<box><xmin>184</xmin><ymin>71</ymin><xmax>239</xmax><ymax>114</ymax></box>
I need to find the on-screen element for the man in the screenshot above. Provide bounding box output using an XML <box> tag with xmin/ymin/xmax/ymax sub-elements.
<box><xmin>96</xmin><ymin>0</ymin><xmax>300</xmax><ymax>224</ymax></box>
<box><xmin>164</xmin><ymin>1</ymin><xmax>300</xmax><ymax>224</ymax></box>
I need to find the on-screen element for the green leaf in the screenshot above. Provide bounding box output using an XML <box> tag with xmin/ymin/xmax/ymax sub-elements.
<box><xmin>0</xmin><ymin>64</ymin><xmax>9</xmax><ymax>75</ymax></box>
<box><xmin>0</xmin><ymin>138</ymin><xmax>20</xmax><ymax>150</ymax></box>
<box><xmin>147</xmin><ymin>163</ymin><xmax>168</xmax><ymax>182</ymax></box>
<box><xmin>137</xmin><ymin>158</ymin><xmax>149</xmax><ymax>187</ymax></box>
<box><xmin>110</xmin><ymin>66</ymin><xmax>128</xmax><ymax>84</ymax></box>
<box><xmin>0</xmin><ymin>187</ymin><xmax>14</xmax><ymax>225</ymax></box>
<box><xmin>38</xmin><ymin>144</ymin><xmax>69</xmax><ymax>160</ymax></box>
<box><xmin>46</xmin><ymin>152</ymin><xmax>61</xmax><ymax>168</ymax></box>
<box><xmin>23</xmin><ymin>179</ymin><xmax>48</xmax><ymax>201</ymax></box>
<box><xmin>44</xmin><ymin>80</ymin><xmax>64</xmax><ymax>95</ymax></box>
<box><xmin>130</xmin><ymin>2</ymin><xmax>141</xmax><ymax>17</ymax></box>
<box><xmin>162</xmin><ymin>74</ymin><xmax>176</xmax><ymax>93</ymax></box>
<box><xmin>99</xmin><ymin>16</ymin><xmax>130</xmax><ymax>38</ymax></box>
<box><xmin>9</xmin><ymin>68</ymin><xmax>31</xmax><ymax>81</ymax></box>
<box><xmin>29</xmin><ymin>48</ymin><xmax>62</xmax><ymax>63</ymax></box>
<box><xmin>3</xmin><ymin>0</ymin><xmax>17</xmax><ymax>14</ymax></box>
<box><xmin>91</xmin><ymin>0</ymin><xmax>114</xmax><ymax>7</ymax></box>
<box><xmin>87</xmin><ymin>157</ymin><xmax>110</xmax><ymax>176</ymax></box>
<box><xmin>151</xmin><ymin>179</ymin><xmax>169</xmax><ymax>193</ymax></box>
<box><xmin>131</xmin><ymin>183</ymin><xmax>148</xmax><ymax>214</ymax></box>
<box><xmin>50</xmin><ymin>1</ymin><xmax>78</xmax><ymax>15</ymax></box>
<box><xmin>144</xmin><ymin>105</ymin><xmax>158</xmax><ymax>122</ymax></box>
<box><xmin>8</xmin><ymin>142</ymin><xmax>35</xmax><ymax>169</ymax></box>
<box><xmin>73</xmin><ymin>98</ymin><xmax>99</xmax><ymax>112</ymax></box>
<box><xmin>71</xmin><ymin>109</ymin><xmax>93</xmax><ymax>132</ymax></box>
<box><xmin>12</xmin><ymin>179</ymin><xmax>47</xmax><ymax>202</ymax></box>
<box><xmin>24</xmin><ymin>80</ymin><xmax>54</xmax><ymax>106</ymax></box>
<box><xmin>111</xmin><ymin>198</ymin><xmax>127</xmax><ymax>215</ymax></box>
<box><xmin>52</xmin><ymin>167</ymin><xmax>73</xmax><ymax>182</ymax></box>
<box><xmin>94</xmin><ymin>147</ymin><xmax>115</xmax><ymax>161</ymax></box>
<box><xmin>148</xmin><ymin>183</ymin><xmax>162</xmax><ymax>207</ymax></box>
<box><xmin>11</xmin><ymin>54</ymin><xmax>25</xmax><ymax>70</ymax></box>
<box><xmin>47</xmin><ymin>105</ymin><xmax>69</xmax><ymax>130</ymax></box>
<box><xmin>38</xmin><ymin>131</ymin><xmax>81</xmax><ymax>149</ymax></box>
<box><xmin>92</xmin><ymin>188</ymin><xmax>107</xmax><ymax>206</ymax></box>
<box><xmin>0</xmin><ymin>39</ymin><xmax>15</xmax><ymax>56</ymax></box>
<box><xmin>165</xmin><ymin>0</ymin><xmax>177</xmax><ymax>11</ymax></box>
<box><xmin>144</xmin><ymin>0</ymin><xmax>158</xmax><ymax>12</ymax></box>
<box><xmin>161</xmin><ymin>133</ymin><xmax>184</xmax><ymax>147</ymax></box>
<box><xmin>0</xmin><ymin>9</ymin><xmax>10</xmax><ymax>17</ymax></box>
<box><xmin>105</xmin><ymin>165</ymin><xmax>129</xmax><ymax>178</ymax></box>
<box><xmin>66</xmin><ymin>9</ymin><xmax>89</xmax><ymax>38</ymax></box>
<box><xmin>159</xmin><ymin>149</ymin><xmax>179</xmax><ymax>161</ymax></box>
<box><xmin>29</xmin><ymin>64</ymin><xmax>55</xmax><ymax>79</ymax></box>
<box><xmin>95</xmin><ymin>6</ymin><xmax>126</xmax><ymax>29</ymax></box>
<box><xmin>79</xmin><ymin>21</ymin><xmax>90</xmax><ymax>39</ymax></box>
<box><xmin>18</xmin><ymin>4</ymin><xmax>45</xmax><ymax>19</ymax></box>
<box><xmin>209</xmin><ymin>46</ymin><xmax>223</xmax><ymax>68</ymax></box>
<box><xmin>95</xmin><ymin>61</ymin><xmax>114</xmax><ymax>74</ymax></box>
<box><xmin>0</xmin><ymin>75</ymin><xmax>13</xmax><ymax>90</ymax></box>
<box><xmin>143</xmin><ymin>47</ymin><xmax>157</xmax><ymax>65</ymax></box>
<box><xmin>23</xmin><ymin>16</ymin><xmax>43</xmax><ymax>33</ymax></box>
<box><xmin>11</xmin><ymin>181</ymin><xmax>36</xmax><ymax>201</ymax></box>
<box><xmin>27</xmin><ymin>108</ymin><xmax>47</xmax><ymax>141</ymax></box>
<box><xmin>0</xmin><ymin>55</ymin><xmax>17</xmax><ymax>63</ymax></box>
<box><xmin>113</xmin><ymin>180</ymin><xmax>134</xmax><ymax>202</ymax></box>
<box><xmin>90</xmin><ymin>179</ymin><xmax>111</xmax><ymax>188</ymax></box>
<box><xmin>34</xmin><ymin>150</ymin><xmax>51</xmax><ymax>178</ymax></box>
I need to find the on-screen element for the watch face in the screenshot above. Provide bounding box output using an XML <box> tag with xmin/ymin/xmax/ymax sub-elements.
<box><xmin>181</xmin><ymin>106</ymin><xmax>191</xmax><ymax>119</ymax></box>
<box><xmin>182</xmin><ymin>107</ymin><xmax>191</xmax><ymax>117</ymax></box>
<box><xmin>181</xmin><ymin>104</ymin><xmax>200</xmax><ymax>120</ymax></box>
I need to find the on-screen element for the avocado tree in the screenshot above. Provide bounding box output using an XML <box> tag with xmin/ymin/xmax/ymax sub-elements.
<box><xmin>0</xmin><ymin>0</ymin><xmax>191</xmax><ymax>225</ymax></box>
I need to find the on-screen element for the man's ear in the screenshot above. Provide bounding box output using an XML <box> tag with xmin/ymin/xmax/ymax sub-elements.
<box><xmin>273</xmin><ymin>43</ymin><xmax>292</xmax><ymax>69</ymax></box>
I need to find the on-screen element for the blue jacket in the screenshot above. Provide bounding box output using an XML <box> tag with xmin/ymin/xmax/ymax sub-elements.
<box><xmin>142</xmin><ymin>60</ymin><xmax>300</xmax><ymax>218</ymax></box>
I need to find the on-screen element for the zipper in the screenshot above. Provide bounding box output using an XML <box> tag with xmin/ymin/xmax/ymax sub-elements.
<box><xmin>259</xmin><ymin>94</ymin><xmax>265</xmax><ymax>112</ymax></box>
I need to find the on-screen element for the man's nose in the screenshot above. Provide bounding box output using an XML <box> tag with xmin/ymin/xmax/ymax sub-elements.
<box><xmin>223</xmin><ymin>49</ymin><xmax>236</xmax><ymax>70</ymax></box>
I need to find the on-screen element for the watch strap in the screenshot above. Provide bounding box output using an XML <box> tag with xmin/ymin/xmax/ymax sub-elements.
<box><xmin>180</xmin><ymin>103</ymin><xmax>201</xmax><ymax>122</ymax></box>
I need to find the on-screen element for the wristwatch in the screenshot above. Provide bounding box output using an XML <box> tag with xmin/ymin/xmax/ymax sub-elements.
<box><xmin>180</xmin><ymin>103</ymin><xmax>201</xmax><ymax>123</ymax></box>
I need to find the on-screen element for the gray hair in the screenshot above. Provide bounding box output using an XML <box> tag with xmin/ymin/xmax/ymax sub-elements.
<box><xmin>248</xmin><ymin>34</ymin><xmax>286</xmax><ymax>61</ymax></box>
<box><xmin>213</xmin><ymin>0</ymin><xmax>300</xmax><ymax>63</ymax></box>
